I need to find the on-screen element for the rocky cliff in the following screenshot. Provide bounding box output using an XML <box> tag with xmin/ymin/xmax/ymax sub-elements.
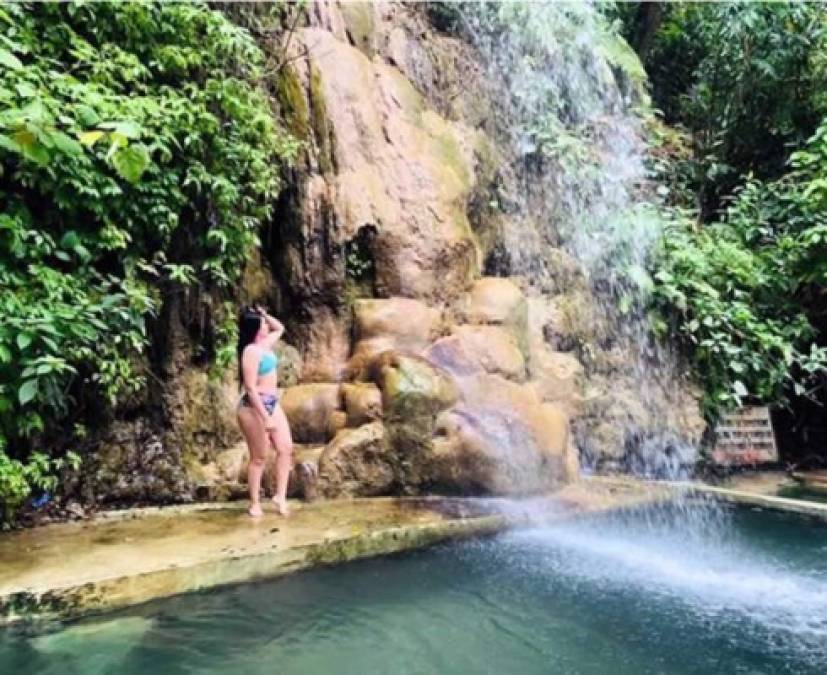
<box><xmin>75</xmin><ymin>1</ymin><xmax>705</xmax><ymax>508</ymax></box>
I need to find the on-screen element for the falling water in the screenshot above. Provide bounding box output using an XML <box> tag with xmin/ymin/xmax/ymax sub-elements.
<box><xmin>459</xmin><ymin>1</ymin><xmax>697</xmax><ymax>476</ymax></box>
<box><xmin>436</xmin><ymin>11</ymin><xmax>827</xmax><ymax>663</ymax></box>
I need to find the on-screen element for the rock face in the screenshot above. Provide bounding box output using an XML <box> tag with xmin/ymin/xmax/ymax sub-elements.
<box><xmin>317</xmin><ymin>422</ymin><xmax>394</xmax><ymax>497</ymax></box>
<box><xmin>449</xmin><ymin>325</ymin><xmax>526</xmax><ymax>382</ymax></box>
<box><xmin>75</xmin><ymin>421</ymin><xmax>191</xmax><ymax>505</ymax></box>
<box><xmin>370</xmin><ymin>352</ymin><xmax>459</xmax><ymax>418</ymax></box>
<box><xmin>342</xmin><ymin>382</ymin><xmax>383</xmax><ymax>426</ymax></box>
<box><xmin>280</xmin><ymin>384</ymin><xmax>343</xmax><ymax>444</ymax></box>
<box><xmin>348</xmin><ymin>298</ymin><xmax>441</xmax><ymax>376</ymax></box>
<box><xmin>77</xmin><ymin>1</ymin><xmax>705</xmax><ymax>506</ymax></box>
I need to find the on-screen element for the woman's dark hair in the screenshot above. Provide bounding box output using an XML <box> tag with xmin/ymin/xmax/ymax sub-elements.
<box><xmin>237</xmin><ymin>306</ymin><xmax>263</xmax><ymax>383</ymax></box>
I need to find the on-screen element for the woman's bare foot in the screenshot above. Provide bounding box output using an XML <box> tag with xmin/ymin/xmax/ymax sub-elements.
<box><xmin>272</xmin><ymin>496</ymin><xmax>290</xmax><ymax>517</ymax></box>
<box><xmin>248</xmin><ymin>504</ymin><xmax>264</xmax><ymax>518</ymax></box>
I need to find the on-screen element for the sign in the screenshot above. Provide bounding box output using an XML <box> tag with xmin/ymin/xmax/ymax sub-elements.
<box><xmin>712</xmin><ymin>406</ymin><xmax>778</xmax><ymax>466</ymax></box>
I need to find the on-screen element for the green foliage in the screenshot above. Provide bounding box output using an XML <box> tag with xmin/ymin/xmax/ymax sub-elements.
<box><xmin>210</xmin><ymin>301</ymin><xmax>240</xmax><ymax>379</ymax></box>
<box><xmin>652</xmin><ymin>119</ymin><xmax>827</xmax><ymax>416</ymax></box>
<box><xmin>0</xmin><ymin>439</ymin><xmax>80</xmax><ymax>525</ymax></box>
<box><xmin>630</xmin><ymin>2</ymin><xmax>827</xmax><ymax>217</ymax></box>
<box><xmin>624</xmin><ymin>3</ymin><xmax>827</xmax><ymax>426</ymax></box>
<box><xmin>0</xmin><ymin>2</ymin><xmax>297</xmax><ymax>520</ymax></box>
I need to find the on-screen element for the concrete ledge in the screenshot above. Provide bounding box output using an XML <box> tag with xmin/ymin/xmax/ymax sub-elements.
<box><xmin>684</xmin><ymin>483</ymin><xmax>827</xmax><ymax>520</ymax></box>
<box><xmin>1</xmin><ymin>513</ymin><xmax>507</xmax><ymax>625</ymax></box>
<box><xmin>0</xmin><ymin>482</ymin><xmax>663</xmax><ymax>625</ymax></box>
<box><xmin>585</xmin><ymin>474</ymin><xmax>827</xmax><ymax>521</ymax></box>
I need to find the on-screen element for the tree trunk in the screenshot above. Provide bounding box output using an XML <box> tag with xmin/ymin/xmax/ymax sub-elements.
<box><xmin>630</xmin><ymin>2</ymin><xmax>666</xmax><ymax>63</ymax></box>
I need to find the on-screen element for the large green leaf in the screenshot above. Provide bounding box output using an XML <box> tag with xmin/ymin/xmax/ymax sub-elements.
<box><xmin>111</xmin><ymin>144</ymin><xmax>150</xmax><ymax>184</ymax></box>
<box><xmin>0</xmin><ymin>47</ymin><xmax>22</xmax><ymax>70</ymax></box>
<box><xmin>18</xmin><ymin>380</ymin><xmax>38</xmax><ymax>405</ymax></box>
<box><xmin>50</xmin><ymin>131</ymin><xmax>82</xmax><ymax>156</ymax></box>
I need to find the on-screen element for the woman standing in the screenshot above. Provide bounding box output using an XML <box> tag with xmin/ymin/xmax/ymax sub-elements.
<box><xmin>237</xmin><ymin>305</ymin><xmax>293</xmax><ymax>517</ymax></box>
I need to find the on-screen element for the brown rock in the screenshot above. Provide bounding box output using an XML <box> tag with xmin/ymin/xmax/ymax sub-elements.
<box><xmin>450</xmin><ymin>325</ymin><xmax>526</xmax><ymax>381</ymax></box>
<box><xmin>564</xmin><ymin>437</ymin><xmax>581</xmax><ymax>483</ymax></box>
<box><xmin>529</xmin><ymin>347</ymin><xmax>583</xmax><ymax>405</ymax></box>
<box><xmin>288</xmin><ymin>445</ymin><xmax>325</xmax><ymax>500</ymax></box>
<box><xmin>280</xmin><ymin>383</ymin><xmax>342</xmax><ymax>443</ymax></box>
<box><xmin>463</xmin><ymin>277</ymin><xmax>530</xmax><ymax>359</ymax></box>
<box><xmin>424</xmin><ymin>335</ymin><xmax>484</xmax><ymax>377</ymax></box>
<box><xmin>289</xmin><ymin>28</ymin><xmax>482</xmax><ymax>305</ymax></box>
<box><xmin>339</xmin><ymin>0</ymin><xmax>376</xmax><ymax>58</ymax></box>
<box><xmin>464</xmin><ymin>277</ymin><xmax>526</xmax><ymax>326</ymax></box>
<box><xmin>458</xmin><ymin>372</ymin><xmax>540</xmax><ymax>411</ymax></box>
<box><xmin>342</xmin><ymin>382</ymin><xmax>383</xmax><ymax>426</ymax></box>
<box><xmin>354</xmin><ymin>298</ymin><xmax>440</xmax><ymax>344</ymax></box>
<box><xmin>348</xmin><ymin>298</ymin><xmax>441</xmax><ymax>376</ymax></box>
<box><xmin>299</xmin><ymin>307</ymin><xmax>351</xmax><ymax>383</ymax></box>
<box><xmin>214</xmin><ymin>442</ymin><xmax>248</xmax><ymax>483</ymax></box>
<box><xmin>275</xmin><ymin>343</ymin><xmax>303</xmax><ymax>388</ymax></box>
<box><xmin>327</xmin><ymin>410</ymin><xmax>348</xmax><ymax>438</ymax></box>
<box><xmin>317</xmin><ymin>422</ymin><xmax>395</xmax><ymax>497</ymax></box>
<box><xmin>425</xmin><ymin>407</ymin><xmax>563</xmax><ymax>495</ymax></box>
<box><xmin>418</xmin><ymin>372</ymin><xmax>575</xmax><ymax>494</ymax></box>
<box><xmin>527</xmin><ymin>403</ymin><xmax>569</xmax><ymax>459</ymax></box>
<box><xmin>243</xmin><ymin>444</ymin><xmax>325</xmax><ymax>501</ymax></box>
<box><xmin>370</xmin><ymin>352</ymin><xmax>459</xmax><ymax>418</ymax></box>
<box><xmin>172</xmin><ymin>368</ymin><xmax>241</xmax><ymax>466</ymax></box>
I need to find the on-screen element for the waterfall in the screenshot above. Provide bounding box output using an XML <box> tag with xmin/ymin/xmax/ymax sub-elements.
<box><xmin>457</xmin><ymin>0</ymin><xmax>700</xmax><ymax>477</ymax></box>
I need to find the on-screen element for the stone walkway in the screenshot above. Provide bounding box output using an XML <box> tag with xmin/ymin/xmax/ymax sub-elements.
<box><xmin>0</xmin><ymin>481</ymin><xmax>665</xmax><ymax>625</ymax></box>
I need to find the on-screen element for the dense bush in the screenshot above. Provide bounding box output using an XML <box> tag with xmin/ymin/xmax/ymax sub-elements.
<box><xmin>651</xmin><ymin>120</ymin><xmax>827</xmax><ymax>416</ymax></box>
<box><xmin>0</xmin><ymin>2</ymin><xmax>297</xmax><ymax>520</ymax></box>
<box><xmin>627</xmin><ymin>2</ymin><xmax>826</xmax><ymax>217</ymax></box>
<box><xmin>608</xmin><ymin>2</ymin><xmax>827</xmax><ymax>428</ymax></box>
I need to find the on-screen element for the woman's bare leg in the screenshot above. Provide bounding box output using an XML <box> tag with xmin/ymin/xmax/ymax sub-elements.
<box><xmin>238</xmin><ymin>406</ymin><xmax>268</xmax><ymax>517</ymax></box>
<box><xmin>268</xmin><ymin>405</ymin><xmax>293</xmax><ymax>516</ymax></box>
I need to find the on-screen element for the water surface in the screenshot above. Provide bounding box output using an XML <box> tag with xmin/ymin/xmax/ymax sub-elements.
<box><xmin>2</xmin><ymin>505</ymin><xmax>825</xmax><ymax>674</ymax></box>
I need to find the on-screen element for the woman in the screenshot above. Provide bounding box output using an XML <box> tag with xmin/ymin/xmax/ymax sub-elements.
<box><xmin>237</xmin><ymin>305</ymin><xmax>293</xmax><ymax>517</ymax></box>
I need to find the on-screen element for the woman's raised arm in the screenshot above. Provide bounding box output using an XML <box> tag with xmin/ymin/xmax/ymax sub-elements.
<box><xmin>256</xmin><ymin>305</ymin><xmax>284</xmax><ymax>348</ymax></box>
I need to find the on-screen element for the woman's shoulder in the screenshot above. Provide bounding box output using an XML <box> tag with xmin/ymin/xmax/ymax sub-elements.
<box><xmin>242</xmin><ymin>343</ymin><xmax>263</xmax><ymax>358</ymax></box>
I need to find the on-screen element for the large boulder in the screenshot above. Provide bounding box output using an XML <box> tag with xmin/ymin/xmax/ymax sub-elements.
<box><xmin>355</xmin><ymin>298</ymin><xmax>440</xmax><ymax>344</ymax></box>
<box><xmin>434</xmin><ymin>372</ymin><xmax>575</xmax><ymax>493</ymax></box>
<box><xmin>369</xmin><ymin>351</ymin><xmax>459</xmax><ymax>418</ymax></box>
<box><xmin>425</xmin><ymin>404</ymin><xmax>569</xmax><ymax>495</ymax></box>
<box><xmin>449</xmin><ymin>325</ymin><xmax>526</xmax><ymax>381</ymax></box>
<box><xmin>458</xmin><ymin>372</ymin><xmax>540</xmax><ymax>411</ymax></box>
<box><xmin>424</xmin><ymin>335</ymin><xmax>484</xmax><ymax>377</ymax></box>
<box><xmin>463</xmin><ymin>277</ymin><xmax>526</xmax><ymax>325</ymax></box>
<box><xmin>348</xmin><ymin>298</ymin><xmax>441</xmax><ymax>376</ymax></box>
<box><xmin>317</xmin><ymin>422</ymin><xmax>395</xmax><ymax>497</ymax></box>
<box><xmin>342</xmin><ymin>382</ymin><xmax>383</xmax><ymax>426</ymax></box>
<box><xmin>280</xmin><ymin>383</ymin><xmax>342</xmax><ymax>443</ymax></box>
<box><xmin>275</xmin><ymin>343</ymin><xmax>303</xmax><ymax>387</ymax></box>
<box><xmin>462</xmin><ymin>277</ymin><xmax>529</xmax><ymax>358</ymax></box>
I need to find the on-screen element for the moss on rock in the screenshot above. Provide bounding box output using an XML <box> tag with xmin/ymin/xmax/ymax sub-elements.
<box><xmin>309</xmin><ymin>64</ymin><xmax>334</xmax><ymax>175</ymax></box>
<box><xmin>276</xmin><ymin>63</ymin><xmax>310</xmax><ymax>140</ymax></box>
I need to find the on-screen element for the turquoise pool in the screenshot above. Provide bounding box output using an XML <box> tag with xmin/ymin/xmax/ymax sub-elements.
<box><xmin>1</xmin><ymin>504</ymin><xmax>825</xmax><ymax>674</ymax></box>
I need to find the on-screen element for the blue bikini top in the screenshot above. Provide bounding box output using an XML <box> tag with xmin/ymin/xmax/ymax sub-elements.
<box><xmin>258</xmin><ymin>350</ymin><xmax>279</xmax><ymax>376</ymax></box>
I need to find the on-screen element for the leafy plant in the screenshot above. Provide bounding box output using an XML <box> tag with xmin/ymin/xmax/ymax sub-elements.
<box><xmin>0</xmin><ymin>2</ymin><xmax>298</xmax><ymax>521</ymax></box>
<box><xmin>622</xmin><ymin>2</ymin><xmax>827</xmax><ymax>218</ymax></box>
<box><xmin>651</xmin><ymin>119</ymin><xmax>827</xmax><ymax>416</ymax></box>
